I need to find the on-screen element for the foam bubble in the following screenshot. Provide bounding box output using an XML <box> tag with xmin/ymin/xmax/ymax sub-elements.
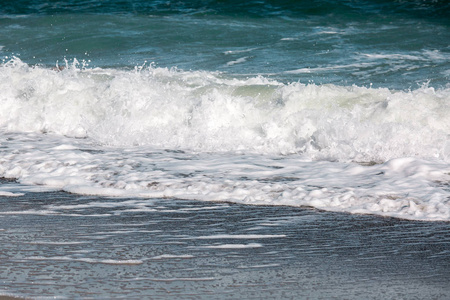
<box><xmin>151</xmin><ymin>254</ymin><xmax>195</xmax><ymax>260</ymax></box>
<box><xmin>1</xmin><ymin>58</ymin><xmax>449</xmax><ymax>221</ymax></box>
<box><xmin>188</xmin><ymin>234</ymin><xmax>286</xmax><ymax>239</ymax></box>
<box><xmin>226</xmin><ymin>56</ymin><xmax>249</xmax><ymax>66</ymax></box>
<box><xmin>0</xmin><ymin>191</ymin><xmax>24</xmax><ymax>197</ymax></box>
<box><xmin>0</xmin><ymin>58</ymin><xmax>448</xmax><ymax>162</ymax></box>
<box><xmin>0</xmin><ymin>132</ymin><xmax>448</xmax><ymax>220</ymax></box>
<box><xmin>193</xmin><ymin>243</ymin><xmax>263</xmax><ymax>249</ymax></box>
<box><xmin>26</xmin><ymin>256</ymin><xmax>144</xmax><ymax>265</ymax></box>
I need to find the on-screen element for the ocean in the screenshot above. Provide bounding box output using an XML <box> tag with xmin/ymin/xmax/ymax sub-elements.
<box><xmin>0</xmin><ymin>0</ymin><xmax>449</xmax><ymax>298</ymax></box>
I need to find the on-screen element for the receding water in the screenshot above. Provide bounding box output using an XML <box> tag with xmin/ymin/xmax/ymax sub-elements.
<box><xmin>1</xmin><ymin>187</ymin><xmax>449</xmax><ymax>299</ymax></box>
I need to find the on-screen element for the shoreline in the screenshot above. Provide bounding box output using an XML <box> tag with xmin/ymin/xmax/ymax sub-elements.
<box><xmin>1</xmin><ymin>190</ymin><xmax>449</xmax><ymax>299</ymax></box>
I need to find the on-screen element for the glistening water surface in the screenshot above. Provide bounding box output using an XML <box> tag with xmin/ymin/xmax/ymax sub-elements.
<box><xmin>1</xmin><ymin>186</ymin><xmax>449</xmax><ymax>299</ymax></box>
<box><xmin>1</xmin><ymin>0</ymin><xmax>449</xmax><ymax>220</ymax></box>
<box><xmin>1</xmin><ymin>1</ymin><xmax>450</xmax><ymax>298</ymax></box>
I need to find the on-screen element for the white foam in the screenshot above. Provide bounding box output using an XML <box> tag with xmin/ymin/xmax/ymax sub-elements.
<box><xmin>317</xmin><ymin>31</ymin><xmax>340</xmax><ymax>35</ymax></box>
<box><xmin>284</xmin><ymin>62</ymin><xmax>377</xmax><ymax>74</ymax></box>
<box><xmin>1</xmin><ymin>131</ymin><xmax>450</xmax><ymax>220</ymax></box>
<box><xmin>194</xmin><ymin>243</ymin><xmax>263</xmax><ymax>249</ymax></box>
<box><xmin>226</xmin><ymin>56</ymin><xmax>248</xmax><ymax>66</ymax></box>
<box><xmin>223</xmin><ymin>48</ymin><xmax>257</xmax><ymax>55</ymax></box>
<box><xmin>238</xmin><ymin>263</ymin><xmax>280</xmax><ymax>269</ymax></box>
<box><xmin>360</xmin><ymin>50</ymin><xmax>450</xmax><ymax>65</ymax></box>
<box><xmin>189</xmin><ymin>234</ymin><xmax>286</xmax><ymax>239</ymax></box>
<box><xmin>0</xmin><ymin>209</ymin><xmax>59</xmax><ymax>216</ymax></box>
<box><xmin>127</xmin><ymin>277</ymin><xmax>216</xmax><ymax>282</ymax></box>
<box><xmin>26</xmin><ymin>241</ymin><xmax>90</xmax><ymax>245</ymax></box>
<box><xmin>26</xmin><ymin>256</ymin><xmax>144</xmax><ymax>265</ymax></box>
<box><xmin>362</xmin><ymin>53</ymin><xmax>424</xmax><ymax>61</ymax></box>
<box><xmin>0</xmin><ymin>191</ymin><xmax>24</xmax><ymax>197</ymax></box>
<box><xmin>0</xmin><ymin>58</ymin><xmax>449</xmax><ymax>221</ymax></box>
<box><xmin>0</xmin><ymin>58</ymin><xmax>448</xmax><ymax>161</ymax></box>
<box><xmin>151</xmin><ymin>254</ymin><xmax>195</xmax><ymax>260</ymax></box>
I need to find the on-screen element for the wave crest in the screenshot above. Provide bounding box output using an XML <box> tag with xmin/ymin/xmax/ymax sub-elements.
<box><xmin>1</xmin><ymin>58</ymin><xmax>449</xmax><ymax>162</ymax></box>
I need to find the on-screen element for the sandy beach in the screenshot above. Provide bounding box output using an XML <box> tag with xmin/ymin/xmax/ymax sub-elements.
<box><xmin>1</xmin><ymin>189</ymin><xmax>449</xmax><ymax>299</ymax></box>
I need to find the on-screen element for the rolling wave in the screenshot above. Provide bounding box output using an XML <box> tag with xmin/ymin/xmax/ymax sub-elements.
<box><xmin>1</xmin><ymin>58</ymin><xmax>449</xmax><ymax>162</ymax></box>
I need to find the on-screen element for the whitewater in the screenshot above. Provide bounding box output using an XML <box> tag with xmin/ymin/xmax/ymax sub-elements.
<box><xmin>1</xmin><ymin>1</ymin><xmax>450</xmax><ymax>299</ymax></box>
<box><xmin>1</xmin><ymin>58</ymin><xmax>449</xmax><ymax>221</ymax></box>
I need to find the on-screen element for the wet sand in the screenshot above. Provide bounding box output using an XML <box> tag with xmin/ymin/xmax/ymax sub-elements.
<box><xmin>1</xmin><ymin>190</ymin><xmax>449</xmax><ymax>299</ymax></box>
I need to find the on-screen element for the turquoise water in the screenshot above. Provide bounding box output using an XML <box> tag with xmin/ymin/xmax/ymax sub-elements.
<box><xmin>1</xmin><ymin>0</ymin><xmax>449</xmax><ymax>88</ymax></box>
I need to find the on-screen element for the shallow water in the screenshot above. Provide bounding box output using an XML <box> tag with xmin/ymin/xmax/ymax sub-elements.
<box><xmin>0</xmin><ymin>187</ymin><xmax>449</xmax><ymax>299</ymax></box>
<box><xmin>1</xmin><ymin>0</ymin><xmax>449</xmax><ymax>220</ymax></box>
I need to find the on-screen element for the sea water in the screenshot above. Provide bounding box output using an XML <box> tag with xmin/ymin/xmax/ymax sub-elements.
<box><xmin>0</xmin><ymin>0</ymin><xmax>449</xmax><ymax>298</ymax></box>
<box><xmin>1</xmin><ymin>190</ymin><xmax>449</xmax><ymax>299</ymax></box>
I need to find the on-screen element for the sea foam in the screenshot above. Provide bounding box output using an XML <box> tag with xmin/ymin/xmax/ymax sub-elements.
<box><xmin>0</xmin><ymin>57</ymin><xmax>448</xmax><ymax>162</ymax></box>
<box><xmin>1</xmin><ymin>58</ymin><xmax>449</xmax><ymax>221</ymax></box>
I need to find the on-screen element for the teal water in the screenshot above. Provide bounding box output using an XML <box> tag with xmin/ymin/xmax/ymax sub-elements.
<box><xmin>1</xmin><ymin>2</ymin><xmax>450</xmax><ymax>298</ymax></box>
<box><xmin>1</xmin><ymin>0</ymin><xmax>449</xmax><ymax>88</ymax></box>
